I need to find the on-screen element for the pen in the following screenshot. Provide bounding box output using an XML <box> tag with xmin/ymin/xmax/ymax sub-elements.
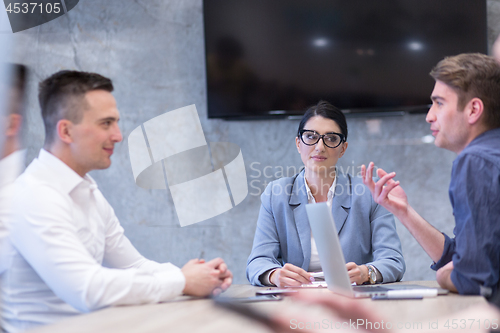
<box><xmin>373</xmin><ymin>289</ymin><xmax>438</xmax><ymax>300</ymax></box>
<box><xmin>372</xmin><ymin>295</ymin><xmax>423</xmax><ymax>300</ymax></box>
<box><xmin>310</xmin><ymin>272</ymin><xmax>324</xmax><ymax>278</ymax></box>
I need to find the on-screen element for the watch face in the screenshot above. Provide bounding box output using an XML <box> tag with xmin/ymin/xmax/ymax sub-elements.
<box><xmin>368</xmin><ymin>267</ymin><xmax>376</xmax><ymax>284</ymax></box>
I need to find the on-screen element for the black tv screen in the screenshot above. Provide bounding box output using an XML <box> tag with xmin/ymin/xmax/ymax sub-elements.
<box><xmin>203</xmin><ymin>0</ymin><xmax>487</xmax><ymax>119</ymax></box>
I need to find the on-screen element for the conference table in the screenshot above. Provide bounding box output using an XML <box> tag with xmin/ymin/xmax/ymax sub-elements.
<box><xmin>27</xmin><ymin>281</ymin><xmax>491</xmax><ymax>333</ymax></box>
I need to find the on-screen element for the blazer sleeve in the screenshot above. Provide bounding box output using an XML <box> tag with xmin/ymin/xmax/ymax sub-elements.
<box><xmin>246</xmin><ymin>183</ymin><xmax>283</xmax><ymax>286</ymax></box>
<box><xmin>368</xmin><ymin>201</ymin><xmax>406</xmax><ymax>282</ymax></box>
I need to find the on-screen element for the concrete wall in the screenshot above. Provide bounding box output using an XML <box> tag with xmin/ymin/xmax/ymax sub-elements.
<box><xmin>8</xmin><ymin>0</ymin><xmax>500</xmax><ymax>283</ymax></box>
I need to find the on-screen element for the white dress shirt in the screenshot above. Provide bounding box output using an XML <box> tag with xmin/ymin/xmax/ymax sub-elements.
<box><xmin>0</xmin><ymin>150</ymin><xmax>25</xmax><ymax>275</ymax></box>
<box><xmin>1</xmin><ymin>149</ymin><xmax>185</xmax><ymax>333</ymax></box>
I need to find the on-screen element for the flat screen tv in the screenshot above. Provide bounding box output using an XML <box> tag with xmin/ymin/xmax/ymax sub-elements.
<box><xmin>203</xmin><ymin>0</ymin><xmax>487</xmax><ymax>119</ymax></box>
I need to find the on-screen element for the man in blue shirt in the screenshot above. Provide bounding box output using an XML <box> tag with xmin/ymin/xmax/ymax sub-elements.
<box><xmin>362</xmin><ymin>53</ymin><xmax>500</xmax><ymax>296</ymax></box>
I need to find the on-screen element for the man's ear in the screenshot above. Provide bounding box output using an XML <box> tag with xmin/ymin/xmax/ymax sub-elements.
<box><xmin>5</xmin><ymin>114</ymin><xmax>22</xmax><ymax>137</ymax></box>
<box><xmin>56</xmin><ymin>119</ymin><xmax>74</xmax><ymax>144</ymax></box>
<box><xmin>466</xmin><ymin>98</ymin><xmax>484</xmax><ymax>125</ymax></box>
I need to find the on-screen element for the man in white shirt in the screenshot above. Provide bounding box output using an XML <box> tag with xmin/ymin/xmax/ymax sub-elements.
<box><xmin>0</xmin><ymin>64</ymin><xmax>26</xmax><ymax>275</ymax></box>
<box><xmin>1</xmin><ymin>70</ymin><xmax>232</xmax><ymax>332</ymax></box>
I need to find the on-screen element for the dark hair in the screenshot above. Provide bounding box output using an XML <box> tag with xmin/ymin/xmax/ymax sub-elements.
<box><xmin>297</xmin><ymin>100</ymin><xmax>348</xmax><ymax>140</ymax></box>
<box><xmin>430</xmin><ymin>53</ymin><xmax>500</xmax><ymax>130</ymax></box>
<box><xmin>6</xmin><ymin>63</ymin><xmax>27</xmax><ymax>116</ymax></box>
<box><xmin>38</xmin><ymin>70</ymin><xmax>114</xmax><ymax>145</ymax></box>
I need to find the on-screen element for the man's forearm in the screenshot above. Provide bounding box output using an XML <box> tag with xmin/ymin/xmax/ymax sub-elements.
<box><xmin>436</xmin><ymin>262</ymin><xmax>458</xmax><ymax>293</ymax></box>
<box><xmin>397</xmin><ymin>206</ymin><xmax>445</xmax><ymax>263</ymax></box>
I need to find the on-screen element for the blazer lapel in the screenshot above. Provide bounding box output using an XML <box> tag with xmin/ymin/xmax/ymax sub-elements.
<box><xmin>289</xmin><ymin>171</ymin><xmax>311</xmax><ymax>269</ymax></box>
<box><xmin>331</xmin><ymin>173</ymin><xmax>351</xmax><ymax>234</ymax></box>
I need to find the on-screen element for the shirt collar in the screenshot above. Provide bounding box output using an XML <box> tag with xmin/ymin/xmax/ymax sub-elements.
<box><xmin>0</xmin><ymin>149</ymin><xmax>26</xmax><ymax>188</ymax></box>
<box><xmin>38</xmin><ymin>149</ymin><xmax>97</xmax><ymax>194</ymax></box>
<box><xmin>303</xmin><ymin>172</ymin><xmax>337</xmax><ymax>204</ymax></box>
<box><xmin>463</xmin><ymin>127</ymin><xmax>500</xmax><ymax>150</ymax></box>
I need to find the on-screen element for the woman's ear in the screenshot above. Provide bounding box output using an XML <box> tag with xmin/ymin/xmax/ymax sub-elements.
<box><xmin>339</xmin><ymin>141</ymin><xmax>348</xmax><ymax>158</ymax></box>
<box><xmin>296</xmin><ymin>136</ymin><xmax>301</xmax><ymax>153</ymax></box>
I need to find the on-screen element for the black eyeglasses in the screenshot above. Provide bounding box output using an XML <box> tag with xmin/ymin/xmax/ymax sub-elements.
<box><xmin>299</xmin><ymin>130</ymin><xmax>345</xmax><ymax>148</ymax></box>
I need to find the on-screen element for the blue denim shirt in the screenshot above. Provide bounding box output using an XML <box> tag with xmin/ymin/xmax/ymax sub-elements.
<box><xmin>431</xmin><ymin>128</ymin><xmax>500</xmax><ymax>296</ymax></box>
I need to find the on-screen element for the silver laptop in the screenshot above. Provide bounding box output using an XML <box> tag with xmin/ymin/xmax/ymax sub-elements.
<box><xmin>305</xmin><ymin>202</ymin><xmax>445</xmax><ymax>298</ymax></box>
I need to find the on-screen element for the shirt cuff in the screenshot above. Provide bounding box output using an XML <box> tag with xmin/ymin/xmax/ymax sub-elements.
<box><xmin>259</xmin><ymin>269</ymin><xmax>277</xmax><ymax>286</ymax></box>
<box><xmin>155</xmin><ymin>263</ymin><xmax>186</xmax><ymax>300</ymax></box>
<box><xmin>430</xmin><ymin>233</ymin><xmax>455</xmax><ymax>271</ymax></box>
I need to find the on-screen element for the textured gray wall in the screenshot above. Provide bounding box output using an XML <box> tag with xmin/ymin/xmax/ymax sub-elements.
<box><xmin>8</xmin><ymin>0</ymin><xmax>500</xmax><ymax>284</ymax></box>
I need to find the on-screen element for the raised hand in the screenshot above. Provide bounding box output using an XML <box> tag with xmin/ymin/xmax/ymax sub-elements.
<box><xmin>361</xmin><ymin>162</ymin><xmax>409</xmax><ymax>218</ymax></box>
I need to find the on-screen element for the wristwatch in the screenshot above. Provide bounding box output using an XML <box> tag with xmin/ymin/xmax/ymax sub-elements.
<box><xmin>366</xmin><ymin>265</ymin><xmax>377</xmax><ymax>284</ymax></box>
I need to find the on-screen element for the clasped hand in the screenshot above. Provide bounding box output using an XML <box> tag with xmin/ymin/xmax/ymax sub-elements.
<box><xmin>181</xmin><ymin>258</ymin><xmax>233</xmax><ymax>297</ymax></box>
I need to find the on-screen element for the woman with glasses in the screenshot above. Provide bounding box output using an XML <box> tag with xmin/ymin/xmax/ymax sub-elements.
<box><xmin>246</xmin><ymin>101</ymin><xmax>405</xmax><ymax>287</ymax></box>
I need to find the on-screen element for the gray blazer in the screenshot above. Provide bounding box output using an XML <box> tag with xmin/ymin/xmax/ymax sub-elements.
<box><xmin>246</xmin><ymin>171</ymin><xmax>405</xmax><ymax>286</ymax></box>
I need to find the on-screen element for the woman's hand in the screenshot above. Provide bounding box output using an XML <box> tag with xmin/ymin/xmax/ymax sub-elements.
<box><xmin>346</xmin><ymin>262</ymin><xmax>369</xmax><ymax>285</ymax></box>
<box><xmin>270</xmin><ymin>263</ymin><xmax>313</xmax><ymax>287</ymax></box>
